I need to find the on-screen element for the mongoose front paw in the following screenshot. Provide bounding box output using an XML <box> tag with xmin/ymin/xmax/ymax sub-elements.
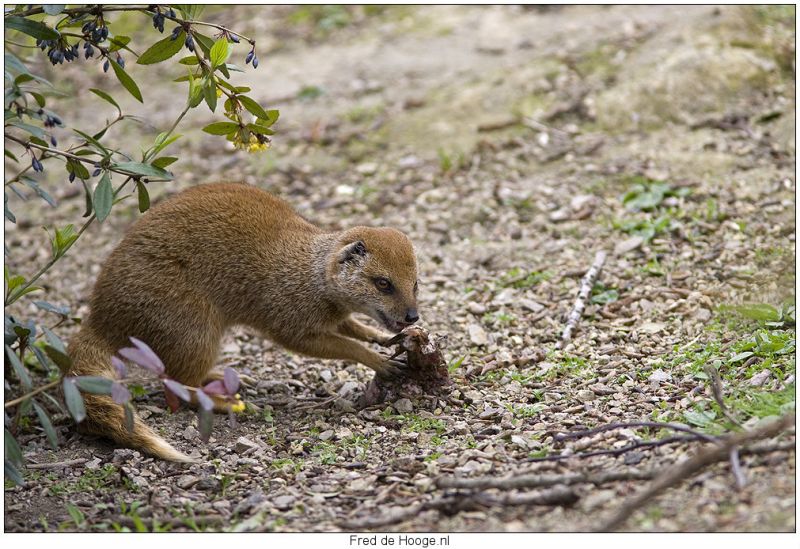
<box><xmin>381</xmin><ymin>332</ymin><xmax>406</xmax><ymax>347</ymax></box>
<box><xmin>376</xmin><ymin>356</ymin><xmax>408</xmax><ymax>379</ymax></box>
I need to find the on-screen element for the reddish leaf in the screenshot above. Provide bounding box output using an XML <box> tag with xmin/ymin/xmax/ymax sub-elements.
<box><xmin>164</xmin><ymin>385</ymin><xmax>180</xmax><ymax>412</ymax></box>
<box><xmin>223</xmin><ymin>368</ymin><xmax>240</xmax><ymax>395</ymax></box>
<box><xmin>117</xmin><ymin>337</ymin><xmax>165</xmax><ymax>375</ymax></box>
<box><xmin>163</xmin><ymin>379</ymin><xmax>191</xmax><ymax>402</ymax></box>
<box><xmin>195</xmin><ymin>389</ymin><xmax>214</xmax><ymax>411</ymax></box>
<box><xmin>202</xmin><ymin>380</ymin><xmax>226</xmax><ymax>396</ymax></box>
<box><xmin>111</xmin><ymin>356</ymin><xmax>127</xmax><ymax>379</ymax></box>
<box><xmin>111</xmin><ymin>381</ymin><xmax>131</xmax><ymax>404</ymax></box>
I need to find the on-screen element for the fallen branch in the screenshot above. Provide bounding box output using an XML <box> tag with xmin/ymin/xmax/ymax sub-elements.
<box><xmin>340</xmin><ymin>486</ymin><xmax>576</xmax><ymax>530</ymax></box>
<box><xmin>436</xmin><ymin>469</ymin><xmax>655</xmax><ymax>490</ymax></box>
<box><xmin>526</xmin><ymin>434</ymin><xmax>700</xmax><ymax>463</ymax></box>
<box><xmin>598</xmin><ymin>413</ymin><xmax>796</xmax><ymax>531</ymax></box>
<box><xmin>27</xmin><ymin>458</ymin><xmax>87</xmax><ymax>470</ymax></box>
<box><xmin>553</xmin><ymin>420</ymin><xmax>717</xmax><ymax>443</ymax></box>
<box><xmin>555</xmin><ymin>250</ymin><xmax>607</xmax><ymax>349</ymax></box>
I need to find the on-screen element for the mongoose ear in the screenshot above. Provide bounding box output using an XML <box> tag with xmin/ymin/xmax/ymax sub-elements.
<box><xmin>338</xmin><ymin>240</ymin><xmax>367</xmax><ymax>264</ymax></box>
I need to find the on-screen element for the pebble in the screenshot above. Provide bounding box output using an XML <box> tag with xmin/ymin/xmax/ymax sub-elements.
<box><xmin>467</xmin><ymin>302</ymin><xmax>487</xmax><ymax>315</ymax></box>
<box><xmin>177</xmin><ymin>475</ymin><xmax>199</xmax><ymax>489</ymax></box>
<box><xmin>272</xmin><ymin>494</ymin><xmax>295</xmax><ymax>510</ymax></box>
<box><xmin>393</xmin><ymin>398</ymin><xmax>414</xmax><ymax>413</ymax></box>
<box><xmin>468</xmin><ymin>324</ymin><xmax>489</xmax><ymax>346</ymax></box>
<box><xmin>576</xmin><ymin>389</ymin><xmax>597</xmax><ymax>402</ymax></box>
<box><xmin>614</xmin><ymin>235</ymin><xmax>644</xmax><ymax>255</ymax></box>
<box><xmin>235</xmin><ymin>436</ymin><xmax>259</xmax><ymax>453</ymax></box>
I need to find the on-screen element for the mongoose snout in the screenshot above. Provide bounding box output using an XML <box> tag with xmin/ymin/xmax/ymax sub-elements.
<box><xmin>67</xmin><ymin>182</ymin><xmax>422</xmax><ymax>461</ymax></box>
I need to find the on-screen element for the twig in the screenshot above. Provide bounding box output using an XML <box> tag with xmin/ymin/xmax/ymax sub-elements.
<box><xmin>554</xmin><ymin>420</ymin><xmax>717</xmax><ymax>443</ymax></box>
<box><xmin>555</xmin><ymin>250</ymin><xmax>607</xmax><ymax>349</ymax></box>
<box><xmin>525</xmin><ymin>434</ymin><xmax>699</xmax><ymax>463</ymax></box>
<box><xmin>340</xmin><ymin>486</ymin><xmax>576</xmax><ymax>530</ymax></box>
<box><xmin>437</xmin><ymin>469</ymin><xmax>655</xmax><ymax>490</ymax></box>
<box><xmin>4</xmin><ymin>379</ymin><xmax>61</xmax><ymax>408</ymax></box>
<box><xmin>598</xmin><ymin>412</ymin><xmax>795</xmax><ymax>531</ymax></box>
<box><xmin>27</xmin><ymin>458</ymin><xmax>86</xmax><ymax>470</ymax></box>
<box><xmin>729</xmin><ymin>447</ymin><xmax>746</xmax><ymax>490</ymax></box>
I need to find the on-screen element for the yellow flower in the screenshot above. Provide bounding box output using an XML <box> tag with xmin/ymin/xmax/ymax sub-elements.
<box><xmin>230</xmin><ymin>397</ymin><xmax>245</xmax><ymax>413</ymax></box>
<box><xmin>216</xmin><ymin>88</ymin><xmax>223</xmax><ymax>98</ymax></box>
<box><xmin>233</xmin><ymin>133</ymin><xmax>270</xmax><ymax>153</ymax></box>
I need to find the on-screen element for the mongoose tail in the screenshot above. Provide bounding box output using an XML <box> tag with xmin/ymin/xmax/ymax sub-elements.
<box><xmin>68</xmin><ymin>329</ymin><xmax>195</xmax><ymax>463</ymax></box>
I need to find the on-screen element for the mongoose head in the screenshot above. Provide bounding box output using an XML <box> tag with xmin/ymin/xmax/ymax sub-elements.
<box><xmin>328</xmin><ymin>227</ymin><xmax>419</xmax><ymax>332</ymax></box>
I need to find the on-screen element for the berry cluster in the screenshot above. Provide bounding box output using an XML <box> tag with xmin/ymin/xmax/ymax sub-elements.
<box><xmin>36</xmin><ymin>39</ymin><xmax>79</xmax><ymax>65</ymax></box>
<box><xmin>151</xmin><ymin>7</ymin><xmax>175</xmax><ymax>33</ymax></box>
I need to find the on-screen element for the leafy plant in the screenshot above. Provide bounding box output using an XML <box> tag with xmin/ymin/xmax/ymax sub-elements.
<box><xmin>620</xmin><ymin>177</ymin><xmax>690</xmax><ymax>211</ymax></box>
<box><xmin>4</xmin><ymin>4</ymin><xmax>273</xmax><ymax>485</ymax></box>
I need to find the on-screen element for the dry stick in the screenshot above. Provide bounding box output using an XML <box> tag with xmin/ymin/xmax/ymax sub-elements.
<box><xmin>525</xmin><ymin>434</ymin><xmax>700</xmax><ymax>463</ymax></box>
<box><xmin>703</xmin><ymin>363</ymin><xmax>747</xmax><ymax>488</ymax></box>
<box><xmin>598</xmin><ymin>412</ymin><xmax>796</xmax><ymax>532</ymax></box>
<box><xmin>554</xmin><ymin>420</ymin><xmax>717</xmax><ymax>443</ymax></box>
<box><xmin>340</xmin><ymin>486</ymin><xmax>575</xmax><ymax>530</ymax></box>
<box><xmin>437</xmin><ymin>469</ymin><xmax>656</xmax><ymax>491</ymax></box>
<box><xmin>555</xmin><ymin>250</ymin><xmax>607</xmax><ymax>350</ymax></box>
<box><xmin>27</xmin><ymin>458</ymin><xmax>87</xmax><ymax>470</ymax></box>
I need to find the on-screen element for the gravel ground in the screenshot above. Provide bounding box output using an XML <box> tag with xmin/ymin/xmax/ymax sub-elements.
<box><xmin>4</xmin><ymin>5</ymin><xmax>795</xmax><ymax>532</ymax></box>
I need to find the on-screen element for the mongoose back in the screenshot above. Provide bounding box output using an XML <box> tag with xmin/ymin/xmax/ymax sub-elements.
<box><xmin>68</xmin><ymin>182</ymin><xmax>419</xmax><ymax>461</ymax></box>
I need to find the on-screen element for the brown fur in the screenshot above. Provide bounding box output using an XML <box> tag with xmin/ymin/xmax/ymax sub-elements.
<box><xmin>67</xmin><ymin>182</ymin><xmax>419</xmax><ymax>461</ymax></box>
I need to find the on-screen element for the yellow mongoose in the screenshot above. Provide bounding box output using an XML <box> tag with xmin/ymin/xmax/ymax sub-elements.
<box><xmin>67</xmin><ymin>182</ymin><xmax>419</xmax><ymax>461</ymax></box>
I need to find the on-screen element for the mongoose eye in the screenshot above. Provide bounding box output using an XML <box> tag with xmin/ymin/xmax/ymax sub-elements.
<box><xmin>374</xmin><ymin>277</ymin><xmax>393</xmax><ymax>294</ymax></box>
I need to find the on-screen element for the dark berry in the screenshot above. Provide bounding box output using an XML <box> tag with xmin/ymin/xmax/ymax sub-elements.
<box><xmin>116</xmin><ymin>54</ymin><xmax>124</xmax><ymax>68</ymax></box>
<box><xmin>103</xmin><ymin>59</ymin><xmax>110</xmax><ymax>72</ymax></box>
<box><xmin>185</xmin><ymin>35</ymin><xmax>194</xmax><ymax>52</ymax></box>
<box><xmin>170</xmin><ymin>26</ymin><xmax>181</xmax><ymax>40</ymax></box>
<box><xmin>252</xmin><ymin>56</ymin><xmax>259</xmax><ymax>69</ymax></box>
<box><xmin>245</xmin><ymin>50</ymin><xmax>254</xmax><ymax>64</ymax></box>
<box><xmin>92</xmin><ymin>167</ymin><xmax>102</xmax><ymax>177</ymax></box>
<box><xmin>31</xmin><ymin>156</ymin><xmax>43</xmax><ymax>172</ymax></box>
<box><xmin>229</xmin><ymin>33</ymin><xmax>240</xmax><ymax>43</ymax></box>
<box><xmin>69</xmin><ymin>172</ymin><xmax>76</xmax><ymax>183</ymax></box>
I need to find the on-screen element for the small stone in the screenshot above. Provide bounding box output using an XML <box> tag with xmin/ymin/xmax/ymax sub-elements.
<box><xmin>335</xmin><ymin>184</ymin><xmax>355</xmax><ymax>196</ymax></box>
<box><xmin>520</xmin><ymin>299</ymin><xmax>544</xmax><ymax>313</ymax></box>
<box><xmin>648</xmin><ymin>369</ymin><xmax>672</xmax><ymax>383</ymax></box>
<box><xmin>183</xmin><ymin>426</ymin><xmax>199</xmax><ymax>441</ymax></box>
<box><xmin>694</xmin><ymin>308</ymin><xmax>712</xmax><ymax>321</ymax></box>
<box><xmin>393</xmin><ymin>398</ymin><xmax>414</xmax><ymax>413</ymax></box>
<box><xmin>576</xmin><ymin>389</ymin><xmax>596</xmax><ymax>402</ymax></box>
<box><xmin>468</xmin><ymin>324</ymin><xmax>489</xmax><ymax>346</ymax></box>
<box><xmin>338</xmin><ymin>381</ymin><xmax>359</xmax><ymax>398</ymax></box>
<box><xmin>510</xmin><ymin>435</ymin><xmax>529</xmax><ymax>450</ymax></box>
<box><xmin>639</xmin><ymin>322</ymin><xmax>666</xmax><ymax>334</ymax></box>
<box><xmin>177</xmin><ymin>475</ymin><xmax>199</xmax><ymax>489</ymax></box>
<box><xmin>112</xmin><ymin>448</ymin><xmax>136</xmax><ymax>464</ymax></box>
<box><xmin>196</xmin><ymin>477</ymin><xmax>221</xmax><ymax>492</ymax></box>
<box><xmin>235</xmin><ymin>436</ymin><xmax>258</xmax><ymax>453</ymax></box>
<box><xmin>272</xmin><ymin>495</ymin><xmax>295</xmax><ymax>510</ymax></box>
<box><xmin>614</xmin><ymin>236</ymin><xmax>644</xmax><ymax>256</ymax></box>
<box><xmin>467</xmin><ymin>302</ymin><xmax>487</xmax><ymax>315</ymax></box>
<box><xmin>356</xmin><ymin>162</ymin><xmax>378</xmax><ymax>175</ymax></box>
<box><xmin>85</xmin><ymin>457</ymin><xmax>102</xmax><ymax>470</ymax></box>
<box><xmin>749</xmin><ymin>370</ymin><xmax>771</xmax><ymax>386</ymax></box>
<box><xmin>320</xmin><ymin>369</ymin><xmax>333</xmax><ymax>382</ymax></box>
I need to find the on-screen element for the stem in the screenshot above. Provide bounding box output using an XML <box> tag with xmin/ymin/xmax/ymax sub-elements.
<box><xmin>6</xmin><ymin>5</ymin><xmax>255</xmax><ymax>44</ymax></box>
<box><xmin>4</xmin><ymin>379</ymin><xmax>60</xmax><ymax>409</ymax></box>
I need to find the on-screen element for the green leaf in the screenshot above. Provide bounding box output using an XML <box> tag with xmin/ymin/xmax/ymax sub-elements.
<box><xmin>5</xmin><ymin>148</ymin><xmax>19</xmax><ymax>163</ymax></box>
<box><xmin>44</xmin><ymin>344</ymin><xmax>71</xmax><ymax>374</ymax></box>
<box><xmin>5</xmin><ymin>429</ymin><xmax>24</xmax><ymax>468</ymax></box>
<box><xmin>63</xmin><ymin>378</ymin><xmax>86</xmax><ymax>422</ymax></box>
<box><xmin>112</xmin><ymin>161</ymin><xmax>172</xmax><ymax>179</ymax></box>
<box><xmin>42</xmin><ymin>5</ymin><xmax>65</xmax><ymax>16</ymax></box>
<box><xmin>89</xmin><ymin>88</ymin><xmax>120</xmax><ymax>111</ymax></box>
<box><xmin>107</xmin><ymin>35</ymin><xmax>132</xmax><ymax>53</ymax></box>
<box><xmin>29</xmin><ymin>91</ymin><xmax>46</xmax><ymax>108</ymax></box>
<box><xmin>93</xmin><ymin>172</ymin><xmax>113</xmax><ymax>222</ymax></box>
<box><xmin>137</xmin><ymin>32</ymin><xmax>185</xmax><ymax>65</ymax></box>
<box><xmin>67</xmin><ymin>159</ymin><xmax>90</xmax><ymax>180</ymax></box>
<box><xmin>209</xmin><ymin>37</ymin><xmax>232</xmax><ymax>69</ymax></box>
<box><xmin>151</xmin><ymin>133</ymin><xmax>182</xmax><ymax>156</ymax></box>
<box><xmin>729</xmin><ymin>351</ymin><xmax>754</xmax><ymax>363</ymax></box>
<box><xmin>75</xmin><ymin>376</ymin><xmax>113</xmax><ymax>395</ymax></box>
<box><xmin>178</xmin><ymin>56</ymin><xmax>199</xmax><ymax>65</ymax></box>
<box><xmin>32</xmin><ymin>400</ymin><xmax>58</xmax><ymax>449</ymax></box>
<box><xmin>683</xmin><ymin>409</ymin><xmax>716</xmax><ymax>428</ymax></box>
<box><xmin>238</xmin><ymin>95</ymin><xmax>269</xmax><ymax>120</ymax></box>
<box><xmin>734</xmin><ymin>303</ymin><xmax>782</xmax><ymax>323</ymax></box>
<box><xmin>151</xmin><ymin>156</ymin><xmax>178</xmax><ymax>169</ymax></box>
<box><xmin>5</xmin><ymin>16</ymin><xmax>60</xmax><ymax>40</ymax></box>
<box><xmin>73</xmin><ymin>128</ymin><xmax>109</xmax><ymax>155</ymax></box>
<box><xmin>109</xmin><ymin>59</ymin><xmax>142</xmax><ymax>103</ymax></box>
<box><xmin>246</xmin><ymin>123</ymin><xmax>275</xmax><ymax>136</ymax></box>
<box><xmin>19</xmin><ymin>175</ymin><xmax>56</xmax><ymax>207</ymax></box>
<box><xmin>42</xmin><ymin>326</ymin><xmax>66</xmax><ymax>353</ymax></box>
<box><xmin>136</xmin><ymin>181</ymin><xmax>150</xmax><ymax>213</ymax></box>
<box><xmin>4</xmin><ymin>52</ymin><xmax>31</xmax><ymax>76</ymax></box>
<box><xmin>51</xmin><ymin>224</ymin><xmax>78</xmax><ymax>257</ymax></box>
<box><xmin>5</xmin><ymin>460</ymin><xmax>25</xmax><ymax>487</ymax></box>
<box><xmin>203</xmin><ymin>79</ymin><xmax>218</xmax><ymax>112</ymax></box>
<box><xmin>8</xmin><ymin>119</ymin><xmax>45</xmax><ymax>139</ymax></box>
<box><xmin>202</xmin><ymin>121</ymin><xmax>238</xmax><ymax>135</ymax></box>
<box><xmin>5</xmin><ymin>344</ymin><xmax>32</xmax><ymax>390</ymax></box>
<box><xmin>192</xmin><ymin>32</ymin><xmax>215</xmax><ymax>57</ymax></box>
<box><xmin>259</xmin><ymin>109</ymin><xmax>280</xmax><ymax>127</ymax></box>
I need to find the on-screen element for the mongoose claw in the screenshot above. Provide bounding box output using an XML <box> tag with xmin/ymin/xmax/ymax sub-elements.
<box><xmin>382</xmin><ymin>333</ymin><xmax>406</xmax><ymax>347</ymax></box>
<box><xmin>377</xmin><ymin>357</ymin><xmax>409</xmax><ymax>379</ymax></box>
